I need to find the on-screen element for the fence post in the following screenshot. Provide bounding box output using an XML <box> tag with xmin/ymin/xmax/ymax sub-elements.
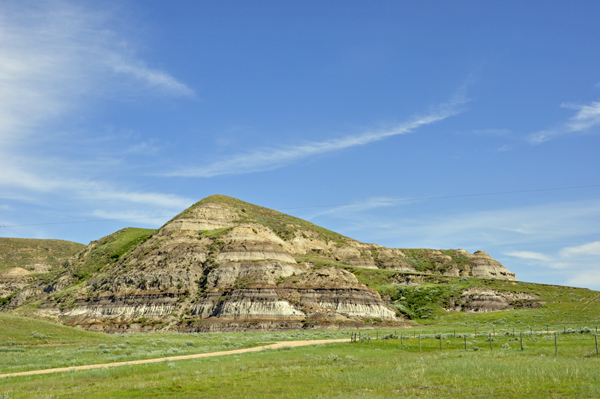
<box><xmin>596</xmin><ymin>335</ymin><xmax>598</xmax><ymax>355</ymax></box>
<box><xmin>400</xmin><ymin>334</ymin><xmax>403</xmax><ymax>345</ymax></box>
<box><xmin>555</xmin><ymin>332</ymin><xmax>557</xmax><ymax>356</ymax></box>
<box><xmin>383</xmin><ymin>336</ymin><xmax>385</xmax><ymax>347</ymax></box>
<box><xmin>520</xmin><ymin>332</ymin><xmax>523</xmax><ymax>350</ymax></box>
<box><xmin>489</xmin><ymin>333</ymin><xmax>492</xmax><ymax>351</ymax></box>
<box><xmin>419</xmin><ymin>334</ymin><xmax>421</xmax><ymax>352</ymax></box>
<box><xmin>464</xmin><ymin>335</ymin><xmax>467</xmax><ymax>351</ymax></box>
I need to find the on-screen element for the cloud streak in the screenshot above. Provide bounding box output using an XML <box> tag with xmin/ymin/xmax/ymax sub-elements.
<box><xmin>0</xmin><ymin>1</ymin><xmax>193</xmax><ymax>144</ymax></box>
<box><xmin>560</xmin><ymin>241</ymin><xmax>600</xmax><ymax>257</ymax></box>
<box><xmin>504</xmin><ymin>251</ymin><xmax>552</xmax><ymax>262</ymax></box>
<box><xmin>167</xmin><ymin>93</ymin><xmax>468</xmax><ymax>178</ymax></box>
<box><xmin>0</xmin><ymin>1</ymin><xmax>194</xmax><ymax>229</ymax></box>
<box><xmin>303</xmin><ymin>197</ymin><xmax>402</xmax><ymax>221</ymax></box>
<box><xmin>529</xmin><ymin>100</ymin><xmax>600</xmax><ymax>143</ymax></box>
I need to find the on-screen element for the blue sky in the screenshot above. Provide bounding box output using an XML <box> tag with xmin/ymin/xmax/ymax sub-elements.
<box><xmin>1</xmin><ymin>0</ymin><xmax>600</xmax><ymax>289</ymax></box>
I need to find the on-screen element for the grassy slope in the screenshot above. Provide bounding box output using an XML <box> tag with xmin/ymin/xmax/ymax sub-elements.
<box><xmin>0</xmin><ymin>238</ymin><xmax>84</xmax><ymax>273</ymax></box>
<box><xmin>348</xmin><ymin>267</ymin><xmax>600</xmax><ymax>330</ymax></box>
<box><xmin>0</xmin><ymin>313</ymin><xmax>107</xmax><ymax>345</ymax></box>
<box><xmin>51</xmin><ymin>227</ymin><xmax>156</xmax><ymax>284</ymax></box>
<box><xmin>0</xmin><ymin>314</ymin><xmax>349</xmax><ymax>374</ymax></box>
<box><xmin>1</xmin><ymin>264</ymin><xmax>599</xmax><ymax>398</ymax></box>
<box><xmin>1</xmin><ymin>336</ymin><xmax>599</xmax><ymax>398</ymax></box>
<box><xmin>0</xmin><ymin>228</ymin><xmax>156</xmax><ymax>315</ymax></box>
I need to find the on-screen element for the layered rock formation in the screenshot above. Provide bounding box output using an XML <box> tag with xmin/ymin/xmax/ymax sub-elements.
<box><xmin>0</xmin><ymin>267</ymin><xmax>33</xmax><ymax>300</ymax></box>
<box><xmin>458</xmin><ymin>288</ymin><xmax>541</xmax><ymax>312</ymax></box>
<box><xmin>1</xmin><ymin>195</ymin><xmax>517</xmax><ymax>331</ymax></box>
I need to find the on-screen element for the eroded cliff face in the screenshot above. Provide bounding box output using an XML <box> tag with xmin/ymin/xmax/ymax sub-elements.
<box><xmin>457</xmin><ymin>288</ymin><xmax>541</xmax><ymax>312</ymax></box>
<box><xmin>3</xmin><ymin>195</ymin><xmax>517</xmax><ymax>331</ymax></box>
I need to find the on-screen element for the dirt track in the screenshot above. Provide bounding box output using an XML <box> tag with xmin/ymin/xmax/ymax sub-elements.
<box><xmin>0</xmin><ymin>339</ymin><xmax>349</xmax><ymax>379</ymax></box>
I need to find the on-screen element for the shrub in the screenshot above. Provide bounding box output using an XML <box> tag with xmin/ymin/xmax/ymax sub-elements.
<box><xmin>327</xmin><ymin>354</ymin><xmax>340</xmax><ymax>362</ymax></box>
<box><xmin>30</xmin><ymin>331</ymin><xmax>47</xmax><ymax>339</ymax></box>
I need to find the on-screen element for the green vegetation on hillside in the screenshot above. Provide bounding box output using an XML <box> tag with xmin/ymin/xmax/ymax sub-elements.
<box><xmin>343</xmin><ymin>266</ymin><xmax>600</xmax><ymax>328</ymax></box>
<box><xmin>0</xmin><ymin>313</ymin><xmax>106</xmax><ymax>345</ymax></box>
<box><xmin>64</xmin><ymin>227</ymin><xmax>156</xmax><ymax>283</ymax></box>
<box><xmin>0</xmin><ymin>238</ymin><xmax>84</xmax><ymax>273</ymax></box>
<box><xmin>179</xmin><ymin>194</ymin><xmax>348</xmax><ymax>244</ymax></box>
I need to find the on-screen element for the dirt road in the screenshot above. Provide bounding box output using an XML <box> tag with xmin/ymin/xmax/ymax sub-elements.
<box><xmin>0</xmin><ymin>338</ymin><xmax>349</xmax><ymax>379</ymax></box>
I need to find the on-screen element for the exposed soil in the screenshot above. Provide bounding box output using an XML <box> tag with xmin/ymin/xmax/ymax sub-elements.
<box><xmin>0</xmin><ymin>338</ymin><xmax>349</xmax><ymax>379</ymax></box>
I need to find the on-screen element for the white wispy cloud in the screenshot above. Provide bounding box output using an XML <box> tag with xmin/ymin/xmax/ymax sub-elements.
<box><xmin>90</xmin><ymin>209</ymin><xmax>174</xmax><ymax>225</ymax></box>
<box><xmin>0</xmin><ymin>1</ymin><xmax>194</xmax><ymax>226</ymax></box>
<box><xmin>529</xmin><ymin>100</ymin><xmax>600</xmax><ymax>143</ymax></box>
<box><xmin>393</xmin><ymin>200</ymin><xmax>600</xmax><ymax>249</ymax></box>
<box><xmin>107</xmin><ymin>59</ymin><xmax>195</xmax><ymax>97</ymax></box>
<box><xmin>567</xmin><ymin>270</ymin><xmax>600</xmax><ymax>290</ymax></box>
<box><xmin>125</xmin><ymin>139</ymin><xmax>161</xmax><ymax>155</ymax></box>
<box><xmin>0</xmin><ymin>1</ymin><xmax>192</xmax><ymax>144</ymax></box>
<box><xmin>560</xmin><ymin>241</ymin><xmax>600</xmax><ymax>257</ymax></box>
<box><xmin>303</xmin><ymin>197</ymin><xmax>402</xmax><ymax>220</ymax></box>
<box><xmin>504</xmin><ymin>251</ymin><xmax>552</xmax><ymax>262</ymax></box>
<box><xmin>167</xmin><ymin>92</ymin><xmax>468</xmax><ymax>178</ymax></box>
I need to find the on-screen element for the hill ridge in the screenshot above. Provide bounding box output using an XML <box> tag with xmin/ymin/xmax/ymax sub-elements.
<box><xmin>1</xmin><ymin>195</ymin><xmax>516</xmax><ymax>332</ymax></box>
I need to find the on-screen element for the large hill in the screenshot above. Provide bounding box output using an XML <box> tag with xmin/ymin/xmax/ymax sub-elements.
<box><xmin>1</xmin><ymin>195</ymin><xmax>518</xmax><ymax>332</ymax></box>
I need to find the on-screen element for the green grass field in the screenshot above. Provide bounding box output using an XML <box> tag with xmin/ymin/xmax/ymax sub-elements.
<box><xmin>2</xmin><ymin>269</ymin><xmax>600</xmax><ymax>397</ymax></box>
<box><xmin>1</xmin><ymin>329</ymin><xmax>599</xmax><ymax>398</ymax></box>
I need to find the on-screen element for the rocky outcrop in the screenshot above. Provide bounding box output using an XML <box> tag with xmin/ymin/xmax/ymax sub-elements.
<box><xmin>459</xmin><ymin>288</ymin><xmax>540</xmax><ymax>312</ymax></box>
<box><xmin>0</xmin><ymin>267</ymin><xmax>33</xmax><ymax>300</ymax></box>
<box><xmin>468</xmin><ymin>250</ymin><xmax>517</xmax><ymax>280</ymax></box>
<box><xmin>2</xmin><ymin>195</ymin><xmax>517</xmax><ymax>331</ymax></box>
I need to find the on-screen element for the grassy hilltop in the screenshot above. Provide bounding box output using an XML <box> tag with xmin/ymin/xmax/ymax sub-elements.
<box><xmin>0</xmin><ymin>238</ymin><xmax>84</xmax><ymax>274</ymax></box>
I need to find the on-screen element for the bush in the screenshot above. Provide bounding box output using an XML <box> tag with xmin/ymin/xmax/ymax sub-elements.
<box><xmin>30</xmin><ymin>331</ymin><xmax>47</xmax><ymax>339</ymax></box>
